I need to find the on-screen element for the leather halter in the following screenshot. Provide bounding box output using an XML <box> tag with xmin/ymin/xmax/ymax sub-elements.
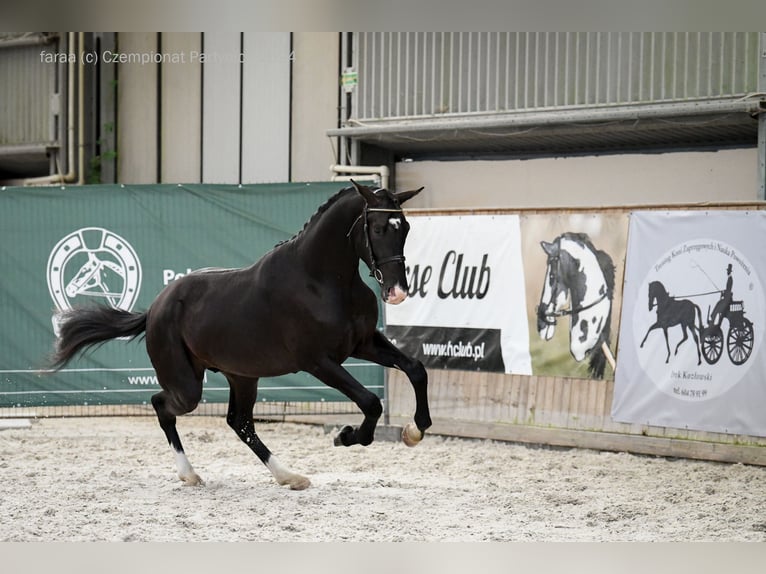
<box><xmin>538</xmin><ymin>291</ymin><xmax>609</xmax><ymax>325</ymax></box>
<box><xmin>347</xmin><ymin>204</ymin><xmax>406</xmax><ymax>285</ymax></box>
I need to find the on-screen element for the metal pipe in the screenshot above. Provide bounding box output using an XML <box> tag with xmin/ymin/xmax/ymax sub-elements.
<box><xmin>77</xmin><ymin>31</ymin><xmax>85</xmax><ymax>185</ymax></box>
<box><xmin>330</xmin><ymin>164</ymin><xmax>389</xmax><ymax>190</ymax></box>
<box><xmin>24</xmin><ymin>32</ymin><xmax>83</xmax><ymax>186</ymax></box>
<box><xmin>758</xmin><ymin>32</ymin><xmax>766</xmax><ymax>199</ymax></box>
<box><xmin>0</xmin><ymin>33</ymin><xmax>56</xmax><ymax>48</ymax></box>
<box><xmin>328</xmin><ymin>98</ymin><xmax>763</xmax><ymax>139</ymax></box>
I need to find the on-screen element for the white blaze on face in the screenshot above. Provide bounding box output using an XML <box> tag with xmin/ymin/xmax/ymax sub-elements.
<box><xmin>539</xmin><ymin>264</ymin><xmax>566</xmax><ymax>340</ymax></box>
<box><xmin>380</xmin><ymin>216</ymin><xmax>407</xmax><ymax>304</ymax></box>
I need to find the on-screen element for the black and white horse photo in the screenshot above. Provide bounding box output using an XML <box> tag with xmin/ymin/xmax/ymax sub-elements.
<box><xmin>536</xmin><ymin>232</ymin><xmax>616</xmax><ymax>379</ymax></box>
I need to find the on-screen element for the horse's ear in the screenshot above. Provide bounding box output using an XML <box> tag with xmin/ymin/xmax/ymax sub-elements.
<box><xmin>394</xmin><ymin>186</ymin><xmax>424</xmax><ymax>204</ymax></box>
<box><xmin>540</xmin><ymin>240</ymin><xmax>557</xmax><ymax>256</ymax></box>
<box><xmin>350</xmin><ymin>179</ymin><xmax>378</xmax><ymax>205</ymax></box>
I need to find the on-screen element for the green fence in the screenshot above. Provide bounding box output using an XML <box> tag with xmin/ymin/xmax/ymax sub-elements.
<box><xmin>0</xmin><ymin>183</ymin><xmax>383</xmax><ymax>409</ymax></box>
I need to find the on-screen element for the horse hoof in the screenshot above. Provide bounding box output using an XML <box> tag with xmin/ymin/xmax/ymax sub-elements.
<box><xmin>402</xmin><ymin>423</ymin><xmax>423</xmax><ymax>447</ymax></box>
<box><xmin>287</xmin><ymin>475</ymin><xmax>311</xmax><ymax>490</ymax></box>
<box><xmin>179</xmin><ymin>472</ymin><xmax>205</xmax><ymax>486</ymax></box>
<box><xmin>333</xmin><ymin>425</ymin><xmax>354</xmax><ymax>447</ymax></box>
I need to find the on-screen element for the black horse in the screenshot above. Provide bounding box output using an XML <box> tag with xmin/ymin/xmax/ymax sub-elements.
<box><xmin>49</xmin><ymin>181</ymin><xmax>432</xmax><ymax>490</ymax></box>
<box><xmin>639</xmin><ymin>280</ymin><xmax>702</xmax><ymax>365</ymax></box>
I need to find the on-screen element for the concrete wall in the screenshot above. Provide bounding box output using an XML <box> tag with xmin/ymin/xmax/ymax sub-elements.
<box><xmin>200</xmin><ymin>32</ymin><xmax>241</xmax><ymax>184</ymax></box>
<box><xmin>291</xmin><ymin>33</ymin><xmax>340</xmax><ymax>183</ymax></box>
<box><xmin>117</xmin><ymin>33</ymin><xmax>158</xmax><ymax>184</ymax></box>
<box><xmin>160</xmin><ymin>33</ymin><xmax>201</xmax><ymax>183</ymax></box>
<box><xmin>115</xmin><ymin>32</ymin><xmax>339</xmax><ymax>185</ymax></box>
<box><xmin>395</xmin><ymin>148</ymin><xmax>760</xmax><ymax>208</ymax></box>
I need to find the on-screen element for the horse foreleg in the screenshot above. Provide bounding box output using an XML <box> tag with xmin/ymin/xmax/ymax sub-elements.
<box><xmin>309</xmin><ymin>357</ymin><xmax>382</xmax><ymax>447</ymax></box>
<box><xmin>352</xmin><ymin>331</ymin><xmax>432</xmax><ymax>447</ymax></box>
<box><xmin>663</xmin><ymin>328</ymin><xmax>671</xmax><ymax>362</ymax></box>
<box><xmin>225</xmin><ymin>374</ymin><xmax>310</xmax><ymax>490</ymax></box>
<box><xmin>640</xmin><ymin>323</ymin><xmax>660</xmax><ymax>348</ymax></box>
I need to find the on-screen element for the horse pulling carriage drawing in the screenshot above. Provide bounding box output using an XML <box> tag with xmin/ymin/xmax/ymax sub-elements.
<box><xmin>640</xmin><ymin>272</ymin><xmax>754</xmax><ymax>367</ymax></box>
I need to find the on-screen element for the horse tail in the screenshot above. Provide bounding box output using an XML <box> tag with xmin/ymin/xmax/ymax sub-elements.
<box><xmin>49</xmin><ymin>306</ymin><xmax>147</xmax><ymax>370</ymax></box>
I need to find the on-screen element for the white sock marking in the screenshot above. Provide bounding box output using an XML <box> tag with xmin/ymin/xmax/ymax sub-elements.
<box><xmin>173</xmin><ymin>448</ymin><xmax>202</xmax><ymax>485</ymax></box>
<box><xmin>266</xmin><ymin>455</ymin><xmax>311</xmax><ymax>490</ymax></box>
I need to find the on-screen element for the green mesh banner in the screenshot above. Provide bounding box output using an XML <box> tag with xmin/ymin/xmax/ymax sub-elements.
<box><xmin>0</xmin><ymin>183</ymin><xmax>382</xmax><ymax>408</ymax></box>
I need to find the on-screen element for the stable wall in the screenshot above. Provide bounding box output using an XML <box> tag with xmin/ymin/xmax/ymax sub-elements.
<box><xmin>396</xmin><ymin>148</ymin><xmax>760</xmax><ymax>209</ymax></box>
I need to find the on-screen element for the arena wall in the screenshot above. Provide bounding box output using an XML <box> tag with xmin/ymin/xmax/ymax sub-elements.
<box><xmin>386</xmin><ymin>201</ymin><xmax>766</xmax><ymax>466</ymax></box>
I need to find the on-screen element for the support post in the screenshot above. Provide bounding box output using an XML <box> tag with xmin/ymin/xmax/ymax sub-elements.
<box><xmin>758</xmin><ymin>33</ymin><xmax>766</xmax><ymax>199</ymax></box>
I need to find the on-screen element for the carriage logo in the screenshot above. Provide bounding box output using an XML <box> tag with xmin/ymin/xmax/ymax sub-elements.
<box><xmin>47</xmin><ymin>227</ymin><xmax>142</xmax><ymax>334</ymax></box>
<box><xmin>633</xmin><ymin>238</ymin><xmax>763</xmax><ymax>401</ymax></box>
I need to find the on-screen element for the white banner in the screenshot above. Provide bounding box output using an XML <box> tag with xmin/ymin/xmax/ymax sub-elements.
<box><xmin>386</xmin><ymin>214</ymin><xmax>531</xmax><ymax>374</ymax></box>
<box><xmin>612</xmin><ymin>211</ymin><xmax>766</xmax><ymax>436</ymax></box>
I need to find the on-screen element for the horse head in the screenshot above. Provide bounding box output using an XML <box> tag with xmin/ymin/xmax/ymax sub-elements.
<box><xmin>350</xmin><ymin>179</ymin><xmax>423</xmax><ymax>305</ymax></box>
<box><xmin>647</xmin><ymin>281</ymin><xmax>664</xmax><ymax>311</ymax></box>
<box><xmin>538</xmin><ymin>233</ymin><xmax>614</xmax><ymax>372</ymax></box>
<box><xmin>537</xmin><ymin>238</ymin><xmax>568</xmax><ymax>341</ymax></box>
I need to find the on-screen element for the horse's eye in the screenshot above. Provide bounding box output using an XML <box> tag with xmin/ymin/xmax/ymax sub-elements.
<box><xmin>372</xmin><ymin>225</ymin><xmax>384</xmax><ymax>234</ymax></box>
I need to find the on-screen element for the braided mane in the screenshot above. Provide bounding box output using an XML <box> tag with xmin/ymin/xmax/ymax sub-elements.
<box><xmin>275</xmin><ymin>186</ymin><xmax>355</xmax><ymax>247</ymax></box>
<box><xmin>275</xmin><ymin>184</ymin><xmax>397</xmax><ymax>248</ymax></box>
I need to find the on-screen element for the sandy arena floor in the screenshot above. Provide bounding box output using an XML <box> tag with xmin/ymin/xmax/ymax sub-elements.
<box><xmin>2</xmin><ymin>416</ymin><xmax>765</xmax><ymax>542</ymax></box>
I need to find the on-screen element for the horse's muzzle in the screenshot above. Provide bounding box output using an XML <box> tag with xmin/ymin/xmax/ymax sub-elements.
<box><xmin>384</xmin><ymin>285</ymin><xmax>408</xmax><ymax>305</ymax></box>
<box><xmin>537</xmin><ymin>303</ymin><xmax>556</xmax><ymax>340</ymax></box>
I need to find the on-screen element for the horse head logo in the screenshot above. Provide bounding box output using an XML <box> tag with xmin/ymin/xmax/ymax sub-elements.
<box><xmin>47</xmin><ymin>227</ymin><xmax>142</xmax><ymax>334</ymax></box>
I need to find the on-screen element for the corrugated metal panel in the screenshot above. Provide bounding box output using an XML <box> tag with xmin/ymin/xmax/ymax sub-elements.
<box><xmin>0</xmin><ymin>38</ymin><xmax>57</xmax><ymax>146</ymax></box>
<box><xmin>353</xmin><ymin>32</ymin><xmax>762</xmax><ymax>121</ymax></box>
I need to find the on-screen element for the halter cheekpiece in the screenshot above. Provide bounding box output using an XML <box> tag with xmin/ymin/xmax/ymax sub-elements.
<box><xmin>346</xmin><ymin>204</ymin><xmax>406</xmax><ymax>285</ymax></box>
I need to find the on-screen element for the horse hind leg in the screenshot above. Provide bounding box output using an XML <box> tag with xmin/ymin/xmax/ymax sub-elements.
<box><xmin>674</xmin><ymin>325</ymin><xmax>689</xmax><ymax>356</ymax></box>
<box><xmin>225</xmin><ymin>374</ymin><xmax>310</xmax><ymax>490</ymax></box>
<box><xmin>147</xmin><ymin>317</ymin><xmax>205</xmax><ymax>485</ymax></box>
<box><xmin>151</xmin><ymin>388</ymin><xmax>204</xmax><ymax>486</ymax></box>
<box><xmin>690</xmin><ymin>326</ymin><xmax>702</xmax><ymax>365</ymax></box>
<box><xmin>662</xmin><ymin>328</ymin><xmax>672</xmax><ymax>363</ymax></box>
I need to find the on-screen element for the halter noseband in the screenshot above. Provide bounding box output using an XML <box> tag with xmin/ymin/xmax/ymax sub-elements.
<box><xmin>347</xmin><ymin>204</ymin><xmax>406</xmax><ymax>285</ymax></box>
<box><xmin>538</xmin><ymin>291</ymin><xmax>609</xmax><ymax>325</ymax></box>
